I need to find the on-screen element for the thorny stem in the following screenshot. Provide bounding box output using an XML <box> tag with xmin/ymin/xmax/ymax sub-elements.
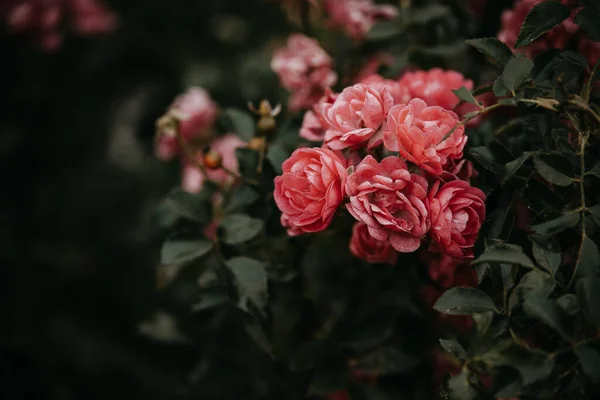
<box><xmin>566</xmin><ymin>129</ymin><xmax>588</xmax><ymax>291</ymax></box>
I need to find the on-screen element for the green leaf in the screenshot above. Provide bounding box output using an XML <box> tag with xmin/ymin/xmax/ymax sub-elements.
<box><xmin>433</xmin><ymin>287</ymin><xmax>499</xmax><ymax>315</ymax></box>
<box><xmin>223</xmin><ymin>185</ymin><xmax>260</xmax><ymax>214</ymax></box>
<box><xmin>367</xmin><ymin>20</ymin><xmax>404</xmax><ymax>41</ymax></box>
<box><xmin>452</xmin><ymin>86</ymin><xmax>479</xmax><ymax>105</ymax></box>
<box><xmin>355</xmin><ymin>347</ymin><xmax>421</xmax><ymax>375</ymax></box>
<box><xmin>411</xmin><ymin>4</ymin><xmax>451</xmax><ymax>24</ymax></box>
<box><xmin>589</xmin><ymin>205</ymin><xmax>600</xmax><ymax>226</ymax></box>
<box><xmin>469</xmin><ymin>146</ymin><xmax>503</xmax><ymax>175</ymax></box>
<box><xmin>472</xmin><ymin>243</ymin><xmax>536</xmax><ymax>269</ymax></box>
<box><xmin>575</xmin><ymin>235</ymin><xmax>600</xmax><ymax>278</ymax></box>
<box><xmin>523</xmin><ymin>294</ymin><xmax>573</xmax><ymax>341</ymax></box>
<box><xmin>575</xmin><ymin>7</ymin><xmax>600</xmax><ymax>42</ymax></box>
<box><xmin>225</xmin><ymin>256</ymin><xmax>268</xmax><ymax>311</ymax></box>
<box><xmin>493</xmin><ymin>75</ymin><xmax>509</xmax><ymax>96</ymax></box>
<box><xmin>155</xmin><ymin>187</ymin><xmax>213</xmax><ymax>229</ymax></box>
<box><xmin>161</xmin><ymin>239</ymin><xmax>213</xmax><ymax>264</ymax></box>
<box><xmin>266</xmin><ymin>144</ymin><xmax>288</xmax><ymax>174</ymax></box>
<box><xmin>587</xmin><ymin>162</ymin><xmax>600</xmax><ymax>178</ymax></box>
<box><xmin>518</xmin><ymin>270</ymin><xmax>556</xmax><ymax>298</ymax></box>
<box><xmin>515</xmin><ymin>1</ymin><xmax>571</xmax><ymax>48</ymax></box>
<box><xmin>220</xmin><ymin>213</ymin><xmax>264</xmax><ymax>245</ymax></box>
<box><xmin>577</xmin><ymin>275</ymin><xmax>600</xmax><ymax>329</ymax></box>
<box><xmin>439</xmin><ymin>339</ymin><xmax>467</xmax><ymax>360</ymax></box>
<box><xmin>557</xmin><ymin>293</ymin><xmax>579</xmax><ymax>317</ymax></box>
<box><xmin>222</xmin><ymin>108</ymin><xmax>255</xmax><ymax>141</ymax></box>
<box><xmin>481</xmin><ymin>341</ymin><xmax>555</xmax><ymax>385</ymax></box>
<box><xmin>533</xmin><ymin>157</ymin><xmax>574</xmax><ymax>186</ymax></box>
<box><xmin>448</xmin><ymin>370</ymin><xmax>476</xmax><ymax>400</ymax></box>
<box><xmin>503</xmin><ymin>151</ymin><xmax>536</xmax><ymax>183</ymax></box>
<box><xmin>502</xmin><ymin>54</ymin><xmax>535</xmax><ymax>91</ymax></box>
<box><xmin>575</xmin><ymin>346</ymin><xmax>600</xmax><ymax>382</ymax></box>
<box><xmin>531</xmin><ymin>238</ymin><xmax>562</xmax><ymax>276</ymax></box>
<box><xmin>465</xmin><ymin>37</ymin><xmax>513</xmax><ymax>67</ymax></box>
<box><xmin>530</xmin><ymin>212</ymin><xmax>579</xmax><ymax>236</ymax></box>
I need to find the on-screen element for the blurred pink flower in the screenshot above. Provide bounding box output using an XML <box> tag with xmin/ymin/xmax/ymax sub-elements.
<box><xmin>324</xmin><ymin>0</ymin><xmax>397</xmax><ymax>40</ymax></box>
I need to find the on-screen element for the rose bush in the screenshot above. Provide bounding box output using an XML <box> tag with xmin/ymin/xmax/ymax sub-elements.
<box><xmin>7</xmin><ymin>0</ymin><xmax>600</xmax><ymax>399</ymax></box>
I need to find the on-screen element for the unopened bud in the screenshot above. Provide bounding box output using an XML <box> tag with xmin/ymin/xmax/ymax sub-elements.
<box><xmin>257</xmin><ymin>116</ymin><xmax>276</xmax><ymax>134</ymax></box>
<box><xmin>247</xmin><ymin>136</ymin><xmax>267</xmax><ymax>151</ymax></box>
<box><xmin>203</xmin><ymin>150</ymin><xmax>222</xmax><ymax>169</ymax></box>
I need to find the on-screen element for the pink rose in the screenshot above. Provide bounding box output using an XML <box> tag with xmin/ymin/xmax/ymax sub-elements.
<box><xmin>181</xmin><ymin>133</ymin><xmax>246</xmax><ymax>193</ymax></box>
<box><xmin>271</xmin><ymin>33</ymin><xmax>337</xmax><ymax>111</ymax></box>
<box><xmin>426</xmin><ymin>253</ymin><xmax>466</xmax><ymax>288</ymax></box>
<box><xmin>324</xmin><ymin>0</ymin><xmax>397</xmax><ymax>40</ymax></box>
<box><xmin>299</xmin><ymin>89</ymin><xmax>338</xmax><ymax>141</ymax></box>
<box><xmin>323</xmin><ymin>83</ymin><xmax>394</xmax><ymax>150</ymax></box>
<box><xmin>349</xmin><ymin>222</ymin><xmax>398</xmax><ymax>265</ymax></box>
<box><xmin>398</xmin><ymin>68</ymin><xmax>474</xmax><ymax>112</ymax></box>
<box><xmin>424</xmin><ymin>159</ymin><xmax>479</xmax><ymax>184</ymax></box>
<box><xmin>345</xmin><ymin>156</ymin><xmax>430</xmax><ymax>253</ymax></box>
<box><xmin>155</xmin><ymin>87</ymin><xmax>219</xmax><ymax>161</ymax></box>
<box><xmin>360</xmin><ymin>73</ymin><xmax>411</xmax><ymax>105</ymax></box>
<box><xmin>428</xmin><ymin>180</ymin><xmax>486</xmax><ymax>258</ymax></box>
<box><xmin>383</xmin><ymin>98</ymin><xmax>467</xmax><ymax>176</ymax></box>
<box><xmin>274</xmin><ymin>147</ymin><xmax>348</xmax><ymax>235</ymax></box>
<box><xmin>498</xmin><ymin>0</ymin><xmax>579</xmax><ymax>58</ymax></box>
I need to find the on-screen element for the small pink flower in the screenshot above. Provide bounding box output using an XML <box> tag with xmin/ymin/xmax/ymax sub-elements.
<box><xmin>181</xmin><ymin>133</ymin><xmax>246</xmax><ymax>193</ymax></box>
<box><xmin>360</xmin><ymin>73</ymin><xmax>411</xmax><ymax>105</ymax></box>
<box><xmin>383</xmin><ymin>98</ymin><xmax>466</xmax><ymax>176</ymax></box>
<box><xmin>323</xmin><ymin>83</ymin><xmax>394</xmax><ymax>150</ymax></box>
<box><xmin>345</xmin><ymin>156</ymin><xmax>430</xmax><ymax>253</ymax></box>
<box><xmin>271</xmin><ymin>33</ymin><xmax>337</xmax><ymax>111</ymax></box>
<box><xmin>428</xmin><ymin>180</ymin><xmax>486</xmax><ymax>258</ymax></box>
<box><xmin>398</xmin><ymin>68</ymin><xmax>474</xmax><ymax>112</ymax></box>
<box><xmin>325</xmin><ymin>0</ymin><xmax>397</xmax><ymax>40</ymax></box>
<box><xmin>299</xmin><ymin>89</ymin><xmax>338</xmax><ymax>141</ymax></box>
<box><xmin>2</xmin><ymin>0</ymin><xmax>116</xmax><ymax>50</ymax></box>
<box><xmin>349</xmin><ymin>222</ymin><xmax>398</xmax><ymax>265</ymax></box>
<box><xmin>155</xmin><ymin>87</ymin><xmax>219</xmax><ymax>161</ymax></box>
<box><xmin>274</xmin><ymin>147</ymin><xmax>348</xmax><ymax>235</ymax></box>
<box><xmin>498</xmin><ymin>0</ymin><xmax>579</xmax><ymax>58</ymax></box>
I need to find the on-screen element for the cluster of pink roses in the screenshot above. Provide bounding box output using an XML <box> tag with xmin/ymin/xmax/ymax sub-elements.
<box><xmin>1</xmin><ymin>0</ymin><xmax>117</xmax><ymax>50</ymax></box>
<box><xmin>499</xmin><ymin>0</ymin><xmax>599</xmax><ymax>65</ymax></box>
<box><xmin>274</xmin><ymin>55</ymin><xmax>486</xmax><ymax>262</ymax></box>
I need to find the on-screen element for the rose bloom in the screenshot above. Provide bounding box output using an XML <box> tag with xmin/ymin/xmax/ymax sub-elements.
<box><xmin>155</xmin><ymin>87</ymin><xmax>219</xmax><ymax>161</ymax></box>
<box><xmin>271</xmin><ymin>33</ymin><xmax>337</xmax><ymax>111</ymax></box>
<box><xmin>428</xmin><ymin>180</ymin><xmax>486</xmax><ymax>258</ymax></box>
<box><xmin>383</xmin><ymin>98</ymin><xmax>467</xmax><ymax>176</ymax></box>
<box><xmin>360</xmin><ymin>73</ymin><xmax>411</xmax><ymax>105</ymax></box>
<box><xmin>498</xmin><ymin>0</ymin><xmax>579</xmax><ymax>58</ymax></box>
<box><xmin>274</xmin><ymin>147</ymin><xmax>348</xmax><ymax>235</ymax></box>
<box><xmin>322</xmin><ymin>83</ymin><xmax>394</xmax><ymax>150</ymax></box>
<box><xmin>299</xmin><ymin>89</ymin><xmax>338</xmax><ymax>142</ymax></box>
<box><xmin>3</xmin><ymin>0</ymin><xmax>116</xmax><ymax>50</ymax></box>
<box><xmin>424</xmin><ymin>159</ymin><xmax>479</xmax><ymax>184</ymax></box>
<box><xmin>349</xmin><ymin>222</ymin><xmax>398</xmax><ymax>265</ymax></box>
<box><xmin>324</xmin><ymin>0</ymin><xmax>397</xmax><ymax>40</ymax></box>
<box><xmin>398</xmin><ymin>68</ymin><xmax>474</xmax><ymax>112</ymax></box>
<box><xmin>181</xmin><ymin>133</ymin><xmax>246</xmax><ymax>194</ymax></box>
<box><xmin>345</xmin><ymin>156</ymin><xmax>430</xmax><ymax>253</ymax></box>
